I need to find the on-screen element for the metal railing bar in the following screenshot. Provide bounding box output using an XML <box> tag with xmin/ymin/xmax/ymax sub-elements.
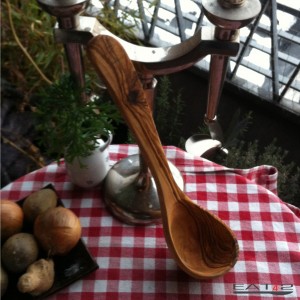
<box><xmin>228</xmin><ymin>0</ymin><xmax>269</xmax><ymax>80</ymax></box>
<box><xmin>231</xmin><ymin>60</ymin><xmax>300</xmax><ymax>91</ymax></box>
<box><xmin>256</xmin><ymin>23</ymin><xmax>300</xmax><ymax>45</ymax></box>
<box><xmin>278</xmin><ymin>62</ymin><xmax>300</xmax><ymax>101</ymax></box>
<box><xmin>146</xmin><ymin>0</ymin><xmax>175</xmax><ymax>14</ymax></box>
<box><xmin>113</xmin><ymin>0</ymin><xmax>120</xmax><ymax>17</ymax></box>
<box><xmin>174</xmin><ymin>0</ymin><xmax>187</xmax><ymax>41</ymax></box>
<box><xmin>148</xmin><ymin>0</ymin><xmax>161</xmax><ymax>41</ymax></box>
<box><xmin>270</xmin><ymin>0</ymin><xmax>280</xmax><ymax>99</ymax></box>
<box><xmin>237</xmin><ymin>39</ymin><xmax>300</xmax><ymax>67</ymax></box>
<box><xmin>137</xmin><ymin>0</ymin><xmax>150</xmax><ymax>41</ymax></box>
<box><xmin>277</xmin><ymin>3</ymin><xmax>300</xmax><ymax>17</ymax></box>
<box><xmin>141</xmin><ymin>15</ymin><xmax>180</xmax><ymax>36</ymax></box>
<box><xmin>195</xmin><ymin>9</ymin><xmax>205</xmax><ymax>32</ymax></box>
<box><xmin>144</xmin><ymin>0</ymin><xmax>200</xmax><ymax>23</ymax></box>
<box><xmin>277</xmin><ymin>30</ymin><xmax>300</xmax><ymax>45</ymax></box>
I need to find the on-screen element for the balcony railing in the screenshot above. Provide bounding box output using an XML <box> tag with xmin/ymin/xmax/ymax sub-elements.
<box><xmin>94</xmin><ymin>0</ymin><xmax>300</xmax><ymax>116</ymax></box>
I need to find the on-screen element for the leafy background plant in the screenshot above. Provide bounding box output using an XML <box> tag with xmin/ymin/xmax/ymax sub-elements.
<box><xmin>220</xmin><ymin>139</ymin><xmax>300</xmax><ymax>206</ymax></box>
<box><xmin>154</xmin><ymin>76</ymin><xmax>185</xmax><ymax>147</ymax></box>
<box><xmin>1</xmin><ymin>0</ymin><xmax>141</xmax><ymax>101</ymax></box>
<box><xmin>96</xmin><ymin>1</ymin><xmax>141</xmax><ymax>44</ymax></box>
<box><xmin>2</xmin><ymin>0</ymin><xmax>65</xmax><ymax>101</ymax></box>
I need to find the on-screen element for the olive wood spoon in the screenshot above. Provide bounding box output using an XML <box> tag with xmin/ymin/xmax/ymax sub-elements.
<box><xmin>87</xmin><ymin>35</ymin><xmax>239</xmax><ymax>279</ymax></box>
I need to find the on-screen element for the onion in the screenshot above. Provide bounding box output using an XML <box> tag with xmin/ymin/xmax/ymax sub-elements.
<box><xmin>0</xmin><ymin>200</ymin><xmax>24</xmax><ymax>241</ymax></box>
<box><xmin>34</xmin><ymin>206</ymin><xmax>81</xmax><ymax>256</ymax></box>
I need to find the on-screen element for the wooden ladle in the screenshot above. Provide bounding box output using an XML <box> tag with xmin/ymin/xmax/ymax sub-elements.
<box><xmin>87</xmin><ymin>35</ymin><xmax>239</xmax><ymax>279</ymax></box>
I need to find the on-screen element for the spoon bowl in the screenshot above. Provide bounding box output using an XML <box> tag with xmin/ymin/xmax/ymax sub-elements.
<box><xmin>87</xmin><ymin>35</ymin><xmax>239</xmax><ymax>279</ymax></box>
<box><xmin>185</xmin><ymin>134</ymin><xmax>222</xmax><ymax>158</ymax></box>
<box><xmin>170</xmin><ymin>199</ymin><xmax>238</xmax><ymax>277</ymax></box>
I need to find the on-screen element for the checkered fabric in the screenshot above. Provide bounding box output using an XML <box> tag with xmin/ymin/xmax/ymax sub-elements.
<box><xmin>1</xmin><ymin>144</ymin><xmax>299</xmax><ymax>299</ymax></box>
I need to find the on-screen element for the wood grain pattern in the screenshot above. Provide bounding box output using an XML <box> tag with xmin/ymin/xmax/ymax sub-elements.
<box><xmin>87</xmin><ymin>35</ymin><xmax>239</xmax><ymax>279</ymax></box>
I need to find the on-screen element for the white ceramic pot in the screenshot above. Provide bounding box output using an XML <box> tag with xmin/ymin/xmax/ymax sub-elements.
<box><xmin>65</xmin><ymin>133</ymin><xmax>112</xmax><ymax>188</ymax></box>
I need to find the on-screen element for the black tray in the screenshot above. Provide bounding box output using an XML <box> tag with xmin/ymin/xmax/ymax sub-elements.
<box><xmin>2</xmin><ymin>184</ymin><xmax>99</xmax><ymax>300</ymax></box>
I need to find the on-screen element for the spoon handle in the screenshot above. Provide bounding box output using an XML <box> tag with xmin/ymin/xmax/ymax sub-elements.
<box><xmin>87</xmin><ymin>35</ymin><xmax>182</xmax><ymax>209</ymax></box>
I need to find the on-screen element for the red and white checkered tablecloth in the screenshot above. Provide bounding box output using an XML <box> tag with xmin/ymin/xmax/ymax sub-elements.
<box><xmin>1</xmin><ymin>144</ymin><xmax>300</xmax><ymax>299</ymax></box>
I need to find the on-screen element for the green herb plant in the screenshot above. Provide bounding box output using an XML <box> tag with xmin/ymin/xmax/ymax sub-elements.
<box><xmin>35</xmin><ymin>75</ymin><xmax>121</xmax><ymax>164</ymax></box>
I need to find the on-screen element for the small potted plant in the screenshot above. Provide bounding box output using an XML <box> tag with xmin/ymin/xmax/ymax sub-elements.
<box><xmin>34</xmin><ymin>74</ymin><xmax>121</xmax><ymax>188</ymax></box>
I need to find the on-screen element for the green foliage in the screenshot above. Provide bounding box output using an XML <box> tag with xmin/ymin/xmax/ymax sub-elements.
<box><xmin>1</xmin><ymin>0</ymin><xmax>66</xmax><ymax>99</ymax></box>
<box><xmin>219</xmin><ymin>139</ymin><xmax>300</xmax><ymax>206</ymax></box>
<box><xmin>257</xmin><ymin>140</ymin><xmax>300</xmax><ymax>205</ymax></box>
<box><xmin>97</xmin><ymin>1</ymin><xmax>141</xmax><ymax>44</ymax></box>
<box><xmin>213</xmin><ymin>119</ymin><xmax>300</xmax><ymax>206</ymax></box>
<box><xmin>35</xmin><ymin>75</ymin><xmax>121</xmax><ymax>163</ymax></box>
<box><xmin>194</xmin><ymin>109</ymin><xmax>300</xmax><ymax>205</ymax></box>
<box><xmin>196</xmin><ymin>109</ymin><xmax>253</xmax><ymax>149</ymax></box>
<box><xmin>218</xmin><ymin>140</ymin><xmax>259</xmax><ymax>169</ymax></box>
<box><xmin>154</xmin><ymin>76</ymin><xmax>185</xmax><ymax>146</ymax></box>
<box><xmin>223</xmin><ymin>109</ymin><xmax>253</xmax><ymax>148</ymax></box>
<box><xmin>1</xmin><ymin>0</ymin><xmax>142</xmax><ymax>101</ymax></box>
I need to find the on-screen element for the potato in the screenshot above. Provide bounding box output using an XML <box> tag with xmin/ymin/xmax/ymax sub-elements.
<box><xmin>17</xmin><ymin>258</ymin><xmax>55</xmax><ymax>296</ymax></box>
<box><xmin>1</xmin><ymin>233</ymin><xmax>39</xmax><ymax>274</ymax></box>
<box><xmin>22</xmin><ymin>188</ymin><xmax>57</xmax><ymax>223</ymax></box>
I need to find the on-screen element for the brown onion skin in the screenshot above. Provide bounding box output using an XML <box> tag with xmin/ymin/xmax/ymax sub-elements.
<box><xmin>1</xmin><ymin>200</ymin><xmax>24</xmax><ymax>241</ymax></box>
<box><xmin>34</xmin><ymin>206</ymin><xmax>81</xmax><ymax>256</ymax></box>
